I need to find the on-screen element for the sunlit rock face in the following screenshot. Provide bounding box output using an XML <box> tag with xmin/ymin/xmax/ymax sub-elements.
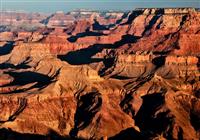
<box><xmin>0</xmin><ymin>8</ymin><xmax>200</xmax><ymax>140</ymax></box>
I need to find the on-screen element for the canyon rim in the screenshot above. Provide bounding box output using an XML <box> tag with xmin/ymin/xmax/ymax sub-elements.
<box><xmin>0</xmin><ymin>1</ymin><xmax>200</xmax><ymax>140</ymax></box>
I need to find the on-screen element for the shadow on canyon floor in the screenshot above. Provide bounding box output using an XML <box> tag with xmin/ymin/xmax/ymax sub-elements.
<box><xmin>135</xmin><ymin>92</ymin><xmax>173</xmax><ymax>138</ymax></box>
<box><xmin>108</xmin><ymin>127</ymin><xmax>146</xmax><ymax>140</ymax></box>
<box><xmin>58</xmin><ymin>44</ymin><xmax>105</xmax><ymax>65</ymax></box>
<box><xmin>59</xmin><ymin>34</ymin><xmax>139</xmax><ymax>65</ymax></box>
<box><xmin>67</xmin><ymin>30</ymin><xmax>105</xmax><ymax>43</ymax></box>
<box><xmin>0</xmin><ymin>128</ymin><xmax>82</xmax><ymax>140</ymax></box>
<box><xmin>70</xmin><ymin>91</ymin><xmax>102</xmax><ymax>138</ymax></box>
<box><xmin>121</xmin><ymin>10</ymin><xmax>143</xmax><ymax>25</ymax></box>
<box><xmin>0</xmin><ymin>41</ymin><xmax>15</xmax><ymax>56</ymax></box>
<box><xmin>4</xmin><ymin>71</ymin><xmax>54</xmax><ymax>93</ymax></box>
<box><xmin>142</xmin><ymin>9</ymin><xmax>164</xmax><ymax>36</ymax></box>
<box><xmin>152</xmin><ymin>55</ymin><xmax>166</xmax><ymax>68</ymax></box>
<box><xmin>92</xmin><ymin>19</ymin><xmax>109</xmax><ymax>31</ymax></box>
<box><xmin>0</xmin><ymin>62</ymin><xmax>31</xmax><ymax>70</ymax></box>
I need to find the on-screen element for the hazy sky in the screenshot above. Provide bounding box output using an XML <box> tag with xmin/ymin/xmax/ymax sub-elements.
<box><xmin>1</xmin><ymin>0</ymin><xmax>200</xmax><ymax>13</ymax></box>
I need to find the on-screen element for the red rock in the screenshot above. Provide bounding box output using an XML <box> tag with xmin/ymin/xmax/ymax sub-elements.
<box><xmin>0</xmin><ymin>8</ymin><xmax>199</xmax><ymax>140</ymax></box>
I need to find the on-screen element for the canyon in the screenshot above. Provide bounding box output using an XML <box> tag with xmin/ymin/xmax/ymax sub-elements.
<box><xmin>0</xmin><ymin>8</ymin><xmax>200</xmax><ymax>140</ymax></box>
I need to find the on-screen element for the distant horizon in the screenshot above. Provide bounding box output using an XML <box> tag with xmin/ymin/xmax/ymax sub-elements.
<box><xmin>1</xmin><ymin>0</ymin><xmax>200</xmax><ymax>13</ymax></box>
<box><xmin>1</xmin><ymin>7</ymin><xmax>199</xmax><ymax>14</ymax></box>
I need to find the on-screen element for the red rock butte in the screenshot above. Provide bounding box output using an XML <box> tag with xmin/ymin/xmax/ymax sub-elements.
<box><xmin>0</xmin><ymin>8</ymin><xmax>200</xmax><ymax>140</ymax></box>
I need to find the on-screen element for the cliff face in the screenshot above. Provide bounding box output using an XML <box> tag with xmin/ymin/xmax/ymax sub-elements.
<box><xmin>0</xmin><ymin>8</ymin><xmax>200</xmax><ymax>140</ymax></box>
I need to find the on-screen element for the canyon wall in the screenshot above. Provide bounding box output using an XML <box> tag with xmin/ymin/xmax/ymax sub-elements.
<box><xmin>0</xmin><ymin>8</ymin><xmax>200</xmax><ymax>140</ymax></box>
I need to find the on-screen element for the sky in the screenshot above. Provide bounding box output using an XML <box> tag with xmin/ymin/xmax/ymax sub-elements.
<box><xmin>1</xmin><ymin>0</ymin><xmax>200</xmax><ymax>13</ymax></box>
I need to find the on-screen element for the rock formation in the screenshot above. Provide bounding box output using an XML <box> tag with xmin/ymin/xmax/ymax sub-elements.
<box><xmin>0</xmin><ymin>8</ymin><xmax>199</xmax><ymax>140</ymax></box>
